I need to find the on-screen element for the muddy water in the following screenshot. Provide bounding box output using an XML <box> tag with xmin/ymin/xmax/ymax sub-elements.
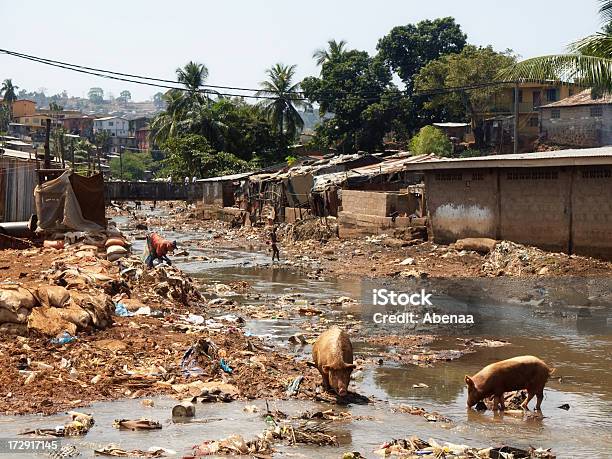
<box><xmin>4</xmin><ymin>215</ymin><xmax>609</xmax><ymax>457</ymax></box>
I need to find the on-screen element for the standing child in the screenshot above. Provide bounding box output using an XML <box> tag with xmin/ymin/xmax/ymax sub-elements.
<box><xmin>269</xmin><ymin>226</ymin><xmax>280</xmax><ymax>262</ymax></box>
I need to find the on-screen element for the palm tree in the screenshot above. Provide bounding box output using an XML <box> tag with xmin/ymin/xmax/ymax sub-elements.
<box><xmin>176</xmin><ymin>61</ymin><xmax>210</xmax><ymax>107</ymax></box>
<box><xmin>1</xmin><ymin>79</ymin><xmax>19</xmax><ymax>121</ymax></box>
<box><xmin>313</xmin><ymin>39</ymin><xmax>348</xmax><ymax>66</ymax></box>
<box><xmin>256</xmin><ymin>64</ymin><xmax>304</xmax><ymax>142</ymax></box>
<box><xmin>500</xmin><ymin>1</ymin><xmax>612</xmax><ymax>89</ymax></box>
<box><xmin>150</xmin><ymin>61</ymin><xmax>210</xmax><ymax>145</ymax></box>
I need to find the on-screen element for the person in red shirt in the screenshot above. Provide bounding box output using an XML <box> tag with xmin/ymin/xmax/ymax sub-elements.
<box><xmin>145</xmin><ymin>233</ymin><xmax>177</xmax><ymax>268</ymax></box>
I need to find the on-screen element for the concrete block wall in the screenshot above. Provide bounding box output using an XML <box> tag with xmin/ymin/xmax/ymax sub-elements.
<box><xmin>541</xmin><ymin>105</ymin><xmax>612</xmax><ymax>147</ymax></box>
<box><xmin>572</xmin><ymin>166</ymin><xmax>612</xmax><ymax>259</ymax></box>
<box><xmin>425</xmin><ymin>168</ymin><xmax>498</xmax><ymax>243</ymax></box>
<box><xmin>499</xmin><ymin>168</ymin><xmax>570</xmax><ymax>252</ymax></box>
<box><xmin>425</xmin><ymin>165</ymin><xmax>612</xmax><ymax>259</ymax></box>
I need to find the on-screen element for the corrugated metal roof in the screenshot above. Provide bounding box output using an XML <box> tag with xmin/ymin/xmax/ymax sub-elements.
<box><xmin>541</xmin><ymin>89</ymin><xmax>612</xmax><ymax>108</ymax></box>
<box><xmin>197</xmin><ymin>171</ymin><xmax>254</xmax><ymax>182</ymax></box>
<box><xmin>403</xmin><ymin>146</ymin><xmax>612</xmax><ymax>170</ymax></box>
<box><xmin>433</xmin><ymin>122</ymin><xmax>470</xmax><ymax>128</ymax></box>
<box><xmin>312</xmin><ymin>153</ymin><xmax>434</xmax><ymax>190</ymax></box>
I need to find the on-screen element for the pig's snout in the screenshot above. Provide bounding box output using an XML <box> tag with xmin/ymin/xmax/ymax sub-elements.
<box><xmin>337</xmin><ymin>387</ymin><xmax>347</xmax><ymax>397</ymax></box>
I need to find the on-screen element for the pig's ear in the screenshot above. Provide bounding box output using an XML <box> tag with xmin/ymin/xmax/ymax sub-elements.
<box><xmin>464</xmin><ymin>375</ymin><xmax>474</xmax><ymax>387</ymax></box>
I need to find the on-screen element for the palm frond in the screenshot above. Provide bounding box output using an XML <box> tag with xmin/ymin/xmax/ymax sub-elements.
<box><xmin>570</xmin><ymin>32</ymin><xmax>612</xmax><ymax>58</ymax></box>
<box><xmin>600</xmin><ymin>0</ymin><xmax>612</xmax><ymax>22</ymax></box>
<box><xmin>499</xmin><ymin>54</ymin><xmax>612</xmax><ymax>89</ymax></box>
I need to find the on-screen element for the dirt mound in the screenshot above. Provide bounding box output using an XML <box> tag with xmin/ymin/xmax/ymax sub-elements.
<box><xmin>282</xmin><ymin>218</ymin><xmax>338</xmax><ymax>242</ymax></box>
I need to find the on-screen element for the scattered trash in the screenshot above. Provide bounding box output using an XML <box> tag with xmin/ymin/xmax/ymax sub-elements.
<box><xmin>375</xmin><ymin>436</ymin><xmax>555</xmax><ymax>458</ymax></box>
<box><xmin>50</xmin><ymin>331</ymin><xmax>76</xmax><ymax>345</ymax></box>
<box><xmin>286</xmin><ymin>375</ymin><xmax>304</xmax><ymax>396</ymax></box>
<box><xmin>219</xmin><ymin>358</ymin><xmax>233</xmax><ymax>374</ymax></box>
<box><xmin>558</xmin><ymin>403</ymin><xmax>570</xmax><ymax>410</ymax></box>
<box><xmin>113</xmin><ymin>419</ymin><xmax>162</xmax><ymax>430</ymax></box>
<box><xmin>172</xmin><ymin>400</ymin><xmax>196</xmax><ymax>418</ymax></box>
<box><xmin>243</xmin><ymin>404</ymin><xmax>260</xmax><ymax>413</ymax></box>
<box><xmin>94</xmin><ymin>446</ymin><xmax>168</xmax><ymax>457</ymax></box>
<box><xmin>114</xmin><ymin>302</ymin><xmax>134</xmax><ymax>317</ymax></box>
<box><xmin>412</xmin><ymin>383</ymin><xmax>429</xmax><ymax>388</ymax></box>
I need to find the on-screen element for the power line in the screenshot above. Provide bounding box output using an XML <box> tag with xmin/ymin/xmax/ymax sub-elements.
<box><xmin>0</xmin><ymin>48</ymin><xmax>302</xmax><ymax>100</ymax></box>
<box><xmin>0</xmin><ymin>47</ymin><xmax>519</xmax><ymax>104</ymax></box>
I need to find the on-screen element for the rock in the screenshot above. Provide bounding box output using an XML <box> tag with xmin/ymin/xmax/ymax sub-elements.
<box><xmin>27</xmin><ymin>306</ymin><xmax>78</xmax><ymax>336</ymax></box>
<box><xmin>538</xmin><ymin>266</ymin><xmax>549</xmax><ymax>275</ymax></box>
<box><xmin>454</xmin><ymin>238</ymin><xmax>497</xmax><ymax>254</ymax></box>
<box><xmin>93</xmin><ymin>339</ymin><xmax>128</xmax><ymax>352</ymax></box>
<box><xmin>399</xmin><ymin>257</ymin><xmax>415</xmax><ymax>266</ymax></box>
<box><xmin>399</xmin><ymin>269</ymin><xmax>429</xmax><ymax>279</ymax></box>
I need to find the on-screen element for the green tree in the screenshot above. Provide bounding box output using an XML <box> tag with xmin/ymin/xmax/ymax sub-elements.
<box><xmin>161</xmin><ymin>134</ymin><xmax>248</xmax><ymax>179</ymax></box>
<box><xmin>409</xmin><ymin>125</ymin><xmax>452</xmax><ymax>156</ymax></box>
<box><xmin>414</xmin><ymin>45</ymin><xmax>517</xmax><ymax>146</ymax></box>
<box><xmin>150</xmin><ymin>61</ymin><xmax>210</xmax><ymax>145</ymax></box>
<box><xmin>377</xmin><ymin>17</ymin><xmax>467</xmax><ymax>91</ymax></box>
<box><xmin>1</xmin><ymin>79</ymin><xmax>19</xmax><ymax>120</ymax></box>
<box><xmin>302</xmin><ymin>49</ymin><xmax>408</xmax><ymax>152</ymax></box>
<box><xmin>313</xmin><ymin>39</ymin><xmax>348</xmax><ymax>66</ymax></box>
<box><xmin>119</xmin><ymin>90</ymin><xmax>131</xmax><ymax>104</ymax></box>
<box><xmin>88</xmin><ymin>87</ymin><xmax>104</xmax><ymax>104</ymax></box>
<box><xmin>256</xmin><ymin>64</ymin><xmax>304</xmax><ymax>144</ymax></box>
<box><xmin>110</xmin><ymin>151</ymin><xmax>152</xmax><ymax>180</ymax></box>
<box><xmin>500</xmin><ymin>1</ymin><xmax>612</xmax><ymax>89</ymax></box>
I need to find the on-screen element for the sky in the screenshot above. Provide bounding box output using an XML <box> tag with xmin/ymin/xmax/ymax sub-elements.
<box><xmin>0</xmin><ymin>0</ymin><xmax>602</xmax><ymax>102</ymax></box>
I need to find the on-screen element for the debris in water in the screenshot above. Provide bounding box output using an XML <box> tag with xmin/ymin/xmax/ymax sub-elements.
<box><xmin>113</xmin><ymin>419</ymin><xmax>162</xmax><ymax>430</ymax></box>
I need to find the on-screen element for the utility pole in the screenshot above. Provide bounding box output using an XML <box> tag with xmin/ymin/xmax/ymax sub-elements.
<box><xmin>44</xmin><ymin>118</ymin><xmax>51</xmax><ymax>169</ymax></box>
<box><xmin>513</xmin><ymin>82</ymin><xmax>519</xmax><ymax>154</ymax></box>
<box><xmin>120</xmin><ymin>145</ymin><xmax>124</xmax><ymax>180</ymax></box>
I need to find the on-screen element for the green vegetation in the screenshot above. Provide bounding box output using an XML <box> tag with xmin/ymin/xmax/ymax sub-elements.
<box><xmin>409</xmin><ymin>125</ymin><xmax>452</xmax><ymax>156</ymax></box>
<box><xmin>110</xmin><ymin>151</ymin><xmax>153</xmax><ymax>181</ymax></box>
<box><xmin>377</xmin><ymin>17</ymin><xmax>467</xmax><ymax>91</ymax></box>
<box><xmin>501</xmin><ymin>1</ymin><xmax>612</xmax><ymax>89</ymax></box>
<box><xmin>161</xmin><ymin>134</ymin><xmax>249</xmax><ymax>179</ymax></box>
<box><xmin>415</xmin><ymin>45</ymin><xmax>516</xmax><ymax>146</ymax></box>
<box><xmin>150</xmin><ymin>62</ymin><xmax>284</xmax><ymax>179</ymax></box>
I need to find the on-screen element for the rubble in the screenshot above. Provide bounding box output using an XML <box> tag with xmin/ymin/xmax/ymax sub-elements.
<box><xmin>374</xmin><ymin>436</ymin><xmax>556</xmax><ymax>458</ymax></box>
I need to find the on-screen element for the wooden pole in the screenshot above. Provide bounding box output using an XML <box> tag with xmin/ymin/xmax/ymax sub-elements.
<box><xmin>513</xmin><ymin>82</ymin><xmax>519</xmax><ymax>154</ymax></box>
<box><xmin>44</xmin><ymin>118</ymin><xmax>51</xmax><ymax>169</ymax></box>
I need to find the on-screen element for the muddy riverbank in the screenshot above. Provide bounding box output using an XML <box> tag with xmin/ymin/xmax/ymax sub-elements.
<box><xmin>0</xmin><ymin>204</ymin><xmax>611</xmax><ymax>457</ymax></box>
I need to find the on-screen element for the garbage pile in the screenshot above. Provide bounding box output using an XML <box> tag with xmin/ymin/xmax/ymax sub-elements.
<box><xmin>374</xmin><ymin>436</ymin><xmax>555</xmax><ymax>458</ymax></box>
<box><xmin>482</xmin><ymin>241</ymin><xmax>562</xmax><ymax>276</ymax></box>
<box><xmin>0</xmin><ymin>282</ymin><xmax>113</xmax><ymax>338</ymax></box>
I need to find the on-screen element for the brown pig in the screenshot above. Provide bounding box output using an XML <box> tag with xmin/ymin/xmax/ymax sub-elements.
<box><xmin>312</xmin><ymin>326</ymin><xmax>356</xmax><ymax>397</ymax></box>
<box><xmin>465</xmin><ymin>355</ymin><xmax>554</xmax><ymax>411</ymax></box>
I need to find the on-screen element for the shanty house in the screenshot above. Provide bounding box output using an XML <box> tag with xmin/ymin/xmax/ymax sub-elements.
<box><xmin>539</xmin><ymin>89</ymin><xmax>612</xmax><ymax>148</ymax></box>
<box><xmin>0</xmin><ymin>148</ymin><xmax>40</xmax><ymax>222</ymax></box>
<box><xmin>407</xmin><ymin>147</ymin><xmax>612</xmax><ymax>259</ymax></box>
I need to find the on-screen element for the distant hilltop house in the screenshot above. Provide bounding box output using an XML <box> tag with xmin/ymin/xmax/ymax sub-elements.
<box><xmin>539</xmin><ymin>89</ymin><xmax>612</xmax><ymax>148</ymax></box>
<box><xmin>477</xmin><ymin>82</ymin><xmax>579</xmax><ymax>152</ymax></box>
<box><xmin>93</xmin><ymin>116</ymin><xmax>129</xmax><ymax>137</ymax></box>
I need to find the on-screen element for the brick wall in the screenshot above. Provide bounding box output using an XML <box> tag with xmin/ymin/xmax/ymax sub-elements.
<box><xmin>541</xmin><ymin>105</ymin><xmax>612</xmax><ymax>147</ymax></box>
<box><xmin>341</xmin><ymin>190</ymin><xmax>416</xmax><ymax>217</ymax></box>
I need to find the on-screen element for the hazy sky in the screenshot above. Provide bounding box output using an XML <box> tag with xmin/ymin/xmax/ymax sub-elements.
<box><xmin>0</xmin><ymin>0</ymin><xmax>602</xmax><ymax>101</ymax></box>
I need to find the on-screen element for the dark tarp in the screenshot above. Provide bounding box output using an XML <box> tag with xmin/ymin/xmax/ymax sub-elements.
<box><xmin>69</xmin><ymin>173</ymin><xmax>106</xmax><ymax>228</ymax></box>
